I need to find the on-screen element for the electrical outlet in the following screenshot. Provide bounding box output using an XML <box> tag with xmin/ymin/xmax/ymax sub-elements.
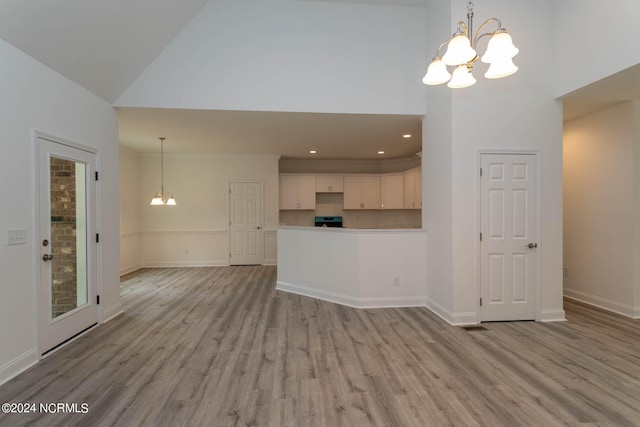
<box><xmin>7</xmin><ymin>229</ymin><xmax>26</xmax><ymax>246</ymax></box>
<box><xmin>184</xmin><ymin>249</ymin><xmax>190</xmax><ymax>255</ymax></box>
<box><xmin>393</xmin><ymin>276</ymin><xmax>400</xmax><ymax>287</ymax></box>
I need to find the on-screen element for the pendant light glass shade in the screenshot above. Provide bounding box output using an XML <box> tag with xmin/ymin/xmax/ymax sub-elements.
<box><xmin>150</xmin><ymin>193</ymin><xmax>165</xmax><ymax>205</ymax></box>
<box><xmin>447</xmin><ymin>65</ymin><xmax>476</xmax><ymax>88</ymax></box>
<box><xmin>442</xmin><ymin>34</ymin><xmax>477</xmax><ymax>66</ymax></box>
<box><xmin>422</xmin><ymin>58</ymin><xmax>452</xmax><ymax>85</ymax></box>
<box><xmin>484</xmin><ymin>58</ymin><xmax>518</xmax><ymax>79</ymax></box>
<box><xmin>481</xmin><ymin>31</ymin><xmax>518</xmax><ymax>64</ymax></box>
<box><xmin>166</xmin><ymin>195</ymin><xmax>177</xmax><ymax>206</ymax></box>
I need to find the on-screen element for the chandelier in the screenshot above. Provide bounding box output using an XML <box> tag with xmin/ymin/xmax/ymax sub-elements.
<box><xmin>422</xmin><ymin>1</ymin><xmax>519</xmax><ymax>89</ymax></box>
<box><xmin>150</xmin><ymin>137</ymin><xmax>176</xmax><ymax>206</ymax></box>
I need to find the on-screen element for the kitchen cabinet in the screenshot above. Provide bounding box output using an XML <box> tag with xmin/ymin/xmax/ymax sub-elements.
<box><xmin>381</xmin><ymin>174</ymin><xmax>404</xmax><ymax>209</ymax></box>
<box><xmin>403</xmin><ymin>168</ymin><xmax>422</xmax><ymax>209</ymax></box>
<box><xmin>315</xmin><ymin>175</ymin><xmax>344</xmax><ymax>193</ymax></box>
<box><xmin>344</xmin><ymin>175</ymin><xmax>381</xmax><ymax>209</ymax></box>
<box><xmin>280</xmin><ymin>174</ymin><xmax>316</xmax><ymax>210</ymax></box>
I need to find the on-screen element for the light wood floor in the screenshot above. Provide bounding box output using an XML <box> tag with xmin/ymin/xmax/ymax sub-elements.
<box><xmin>1</xmin><ymin>266</ymin><xmax>640</xmax><ymax>426</ymax></box>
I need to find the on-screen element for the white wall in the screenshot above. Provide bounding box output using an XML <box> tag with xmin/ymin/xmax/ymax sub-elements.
<box><xmin>0</xmin><ymin>39</ymin><xmax>119</xmax><ymax>384</ymax></box>
<box><xmin>115</xmin><ymin>0</ymin><xmax>426</xmax><ymax>115</ymax></box>
<box><xmin>134</xmin><ymin>154</ymin><xmax>279</xmax><ymax>267</ymax></box>
<box><xmin>277</xmin><ymin>227</ymin><xmax>427</xmax><ymax>308</ymax></box>
<box><xmin>424</xmin><ymin>0</ymin><xmax>564</xmax><ymax>323</ymax></box>
<box><xmin>564</xmin><ymin>102</ymin><xmax>640</xmax><ymax>317</ymax></box>
<box><xmin>119</xmin><ymin>146</ymin><xmax>141</xmax><ymax>274</ymax></box>
<box><xmin>553</xmin><ymin>0</ymin><xmax>640</xmax><ymax>97</ymax></box>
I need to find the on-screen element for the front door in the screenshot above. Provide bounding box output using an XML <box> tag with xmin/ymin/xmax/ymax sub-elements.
<box><xmin>38</xmin><ymin>136</ymin><xmax>98</xmax><ymax>354</ymax></box>
<box><xmin>229</xmin><ymin>182</ymin><xmax>263</xmax><ymax>265</ymax></box>
<box><xmin>480</xmin><ymin>153</ymin><xmax>538</xmax><ymax>321</ymax></box>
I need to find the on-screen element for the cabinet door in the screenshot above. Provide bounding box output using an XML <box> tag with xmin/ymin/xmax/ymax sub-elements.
<box><xmin>316</xmin><ymin>175</ymin><xmax>344</xmax><ymax>193</ymax></box>
<box><xmin>403</xmin><ymin>171</ymin><xmax>416</xmax><ymax>208</ymax></box>
<box><xmin>280</xmin><ymin>175</ymin><xmax>300</xmax><ymax>209</ymax></box>
<box><xmin>415</xmin><ymin>170</ymin><xmax>422</xmax><ymax>208</ymax></box>
<box><xmin>403</xmin><ymin>169</ymin><xmax>422</xmax><ymax>209</ymax></box>
<box><xmin>328</xmin><ymin>175</ymin><xmax>344</xmax><ymax>192</ymax></box>
<box><xmin>361</xmin><ymin>176</ymin><xmax>381</xmax><ymax>209</ymax></box>
<box><xmin>297</xmin><ymin>175</ymin><xmax>316</xmax><ymax>209</ymax></box>
<box><xmin>381</xmin><ymin>175</ymin><xmax>404</xmax><ymax>209</ymax></box>
<box><xmin>343</xmin><ymin>176</ymin><xmax>363</xmax><ymax>209</ymax></box>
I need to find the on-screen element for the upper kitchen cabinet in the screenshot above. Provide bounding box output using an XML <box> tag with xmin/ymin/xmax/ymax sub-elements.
<box><xmin>403</xmin><ymin>168</ymin><xmax>422</xmax><ymax>209</ymax></box>
<box><xmin>344</xmin><ymin>175</ymin><xmax>381</xmax><ymax>209</ymax></box>
<box><xmin>381</xmin><ymin>174</ymin><xmax>404</xmax><ymax>209</ymax></box>
<box><xmin>315</xmin><ymin>175</ymin><xmax>344</xmax><ymax>193</ymax></box>
<box><xmin>280</xmin><ymin>174</ymin><xmax>316</xmax><ymax>210</ymax></box>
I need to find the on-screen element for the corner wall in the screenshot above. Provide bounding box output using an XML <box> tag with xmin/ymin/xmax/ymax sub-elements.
<box><xmin>423</xmin><ymin>0</ymin><xmax>564</xmax><ymax>323</ymax></box>
<box><xmin>0</xmin><ymin>39</ymin><xmax>119</xmax><ymax>385</ymax></box>
<box><xmin>563</xmin><ymin>101</ymin><xmax>640</xmax><ymax>317</ymax></box>
<box><xmin>130</xmin><ymin>154</ymin><xmax>279</xmax><ymax>269</ymax></box>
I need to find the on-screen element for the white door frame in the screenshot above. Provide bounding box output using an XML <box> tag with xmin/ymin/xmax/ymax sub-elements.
<box><xmin>228</xmin><ymin>180</ymin><xmax>264</xmax><ymax>265</ymax></box>
<box><xmin>33</xmin><ymin>131</ymin><xmax>102</xmax><ymax>356</ymax></box>
<box><xmin>476</xmin><ymin>149</ymin><xmax>542</xmax><ymax>321</ymax></box>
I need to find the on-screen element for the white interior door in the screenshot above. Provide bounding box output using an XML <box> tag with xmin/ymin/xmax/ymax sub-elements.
<box><xmin>38</xmin><ymin>136</ymin><xmax>98</xmax><ymax>354</ymax></box>
<box><xmin>229</xmin><ymin>182</ymin><xmax>263</xmax><ymax>265</ymax></box>
<box><xmin>480</xmin><ymin>153</ymin><xmax>537</xmax><ymax>321</ymax></box>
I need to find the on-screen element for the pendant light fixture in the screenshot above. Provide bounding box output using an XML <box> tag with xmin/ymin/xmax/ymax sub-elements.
<box><xmin>422</xmin><ymin>1</ymin><xmax>518</xmax><ymax>88</ymax></box>
<box><xmin>150</xmin><ymin>137</ymin><xmax>176</xmax><ymax>206</ymax></box>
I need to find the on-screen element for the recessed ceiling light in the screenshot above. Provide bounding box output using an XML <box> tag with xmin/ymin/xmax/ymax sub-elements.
<box><xmin>309</xmin><ymin>150</ymin><xmax>317</xmax><ymax>154</ymax></box>
<box><xmin>378</xmin><ymin>151</ymin><xmax>385</xmax><ymax>155</ymax></box>
<box><xmin>403</xmin><ymin>134</ymin><xmax>412</xmax><ymax>138</ymax></box>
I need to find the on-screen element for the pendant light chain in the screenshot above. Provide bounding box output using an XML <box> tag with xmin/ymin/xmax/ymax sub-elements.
<box><xmin>160</xmin><ymin>137</ymin><xmax>165</xmax><ymax>198</ymax></box>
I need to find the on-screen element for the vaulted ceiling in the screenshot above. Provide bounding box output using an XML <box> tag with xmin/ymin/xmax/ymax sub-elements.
<box><xmin>0</xmin><ymin>0</ymin><xmax>637</xmax><ymax>158</ymax></box>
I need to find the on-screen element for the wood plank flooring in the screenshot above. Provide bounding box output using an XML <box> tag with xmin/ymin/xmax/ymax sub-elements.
<box><xmin>1</xmin><ymin>266</ymin><xmax>640</xmax><ymax>426</ymax></box>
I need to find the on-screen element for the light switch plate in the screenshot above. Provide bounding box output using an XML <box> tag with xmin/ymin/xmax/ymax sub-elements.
<box><xmin>7</xmin><ymin>229</ymin><xmax>26</xmax><ymax>246</ymax></box>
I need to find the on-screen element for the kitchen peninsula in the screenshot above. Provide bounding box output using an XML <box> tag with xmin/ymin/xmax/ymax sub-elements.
<box><xmin>276</xmin><ymin>225</ymin><xmax>427</xmax><ymax>309</ymax></box>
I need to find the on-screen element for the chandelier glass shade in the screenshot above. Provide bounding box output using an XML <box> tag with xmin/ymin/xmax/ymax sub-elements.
<box><xmin>150</xmin><ymin>137</ymin><xmax>176</xmax><ymax>206</ymax></box>
<box><xmin>423</xmin><ymin>1</ymin><xmax>519</xmax><ymax>88</ymax></box>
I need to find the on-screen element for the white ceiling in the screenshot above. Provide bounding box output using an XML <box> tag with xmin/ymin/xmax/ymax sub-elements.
<box><xmin>0</xmin><ymin>0</ymin><xmax>209</xmax><ymax>103</ymax></box>
<box><xmin>0</xmin><ymin>0</ymin><xmax>638</xmax><ymax>159</ymax></box>
<box><xmin>561</xmin><ymin>64</ymin><xmax>640</xmax><ymax>122</ymax></box>
<box><xmin>118</xmin><ymin>108</ymin><xmax>423</xmax><ymax>159</ymax></box>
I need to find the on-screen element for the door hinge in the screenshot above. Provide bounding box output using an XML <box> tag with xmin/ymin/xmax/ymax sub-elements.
<box><xmin>95</xmin><ymin>171</ymin><xmax>99</xmax><ymax>181</ymax></box>
<box><xmin>480</xmin><ymin>168</ymin><xmax>482</xmax><ymax>177</ymax></box>
<box><xmin>97</xmin><ymin>295</ymin><xmax>100</xmax><ymax>305</ymax></box>
<box><xmin>480</xmin><ymin>298</ymin><xmax>483</xmax><ymax>307</ymax></box>
<box><xmin>96</xmin><ymin>233</ymin><xmax>100</xmax><ymax>243</ymax></box>
<box><xmin>229</xmin><ymin>253</ymin><xmax>232</xmax><ymax>258</ymax></box>
<box><xmin>480</xmin><ymin>232</ymin><xmax>482</xmax><ymax>241</ymax></box>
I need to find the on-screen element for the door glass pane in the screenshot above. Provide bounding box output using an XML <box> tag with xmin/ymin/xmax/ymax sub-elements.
<box><xmin>50</xmin><ymin>157</ymin><xmax>88</xmax><ymax>319</ymax></box>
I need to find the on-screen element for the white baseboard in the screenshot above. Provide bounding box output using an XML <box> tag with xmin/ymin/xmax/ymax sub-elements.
<box><xmin>564</xmin><ymin>288</ymin><xmax>640</xmax><ymax>319</ymax></box>
<box><xmin>0</xmin><ymin>348</ymin><xmax>38</xmax><ymax>387</ymax></box>
<box><xmin>120</xmin><ymin>264</ymin><xmax>142</xmax><ymax>276</ymax></box>
<box><xmin>262</xmin><ymin>259</ymin><xmax>278</xmax><ymax>266</ymax></box>
<box><xmin>143</xmin><ymin>260</ymin><xmax>229</xmax><ymax>268</ymax></box>
<box><xmin>277</xmin><ymin>281</ymin><xmax>360</xmax><ymax>307</ymax></box>
<box><xmin>425</xmin><ymin>298</ymin><xmax>478</xmax><ymax>326</ymax></box>
<box><xmin>539</xmin><ymin>308</ymin><xmax>566</xmax><ymax>322</ymax></box>
<box><xmin>276</xmin><ymin>281</ymin><xmax>425</xmax><ymax>309</ymax></box>
<box><xmin>102</xmin><ymin>307</ymin><xmax>123</xmax><ymax>323</ymax></box>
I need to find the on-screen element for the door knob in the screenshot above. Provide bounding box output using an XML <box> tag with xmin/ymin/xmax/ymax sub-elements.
<box><xmin>256</xmin><ymin>226</ymin><xmax>262</xmax><ymax>230</ymax></box>
<box><xmin>42</xmin><ymin>254</ymin><xmax>54</xmax><ymax>261</ymax></box>
<box><xmin>527</xmin><ymin>243</ymin><xmax>538</xmax><ymax>249</ymax></box>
